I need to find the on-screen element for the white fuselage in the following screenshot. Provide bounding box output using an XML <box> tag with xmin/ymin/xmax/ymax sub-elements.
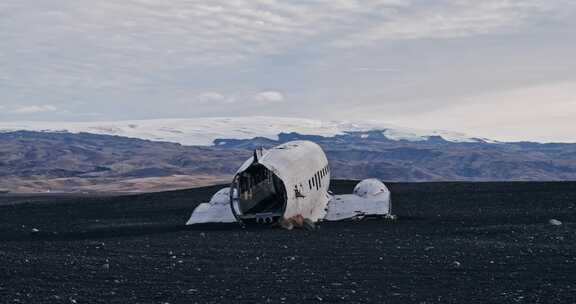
<box><xmin>230</xmin><ymin>140</ymin><xmax>330</xmax><ymax>224</ymax></box>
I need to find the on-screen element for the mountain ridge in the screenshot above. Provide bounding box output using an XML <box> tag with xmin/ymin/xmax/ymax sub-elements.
<box><xmin>1</xmin><ymin>129</ymin><xmax>576</xmax><ymax>193</ymax></box>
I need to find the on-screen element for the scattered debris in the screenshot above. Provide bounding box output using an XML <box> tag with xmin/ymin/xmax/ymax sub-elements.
<box><xmin>279</xmin><ymin>219</ymin><xmax>294</xmax><ymax>230</ymax></box>
<box><xmin>303</xmin><ymin>219</ymin><xmax>316</xmax><ymax>231</ymax></box>
<box><xmin>384</xmin><ymin>214</ymin><xmax>397</xmax><ymax>220</ymax></box>
<box><xmin>549</xmin><ymin>219</ymin><xmax>562</xmax><ymax>226</ymax></box>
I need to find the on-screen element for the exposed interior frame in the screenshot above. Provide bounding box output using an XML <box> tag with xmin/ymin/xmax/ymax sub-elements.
<box><xmin>230</xmin><ymin>163</ymin><xmax>287</xmax><ymax>224</ymax></box>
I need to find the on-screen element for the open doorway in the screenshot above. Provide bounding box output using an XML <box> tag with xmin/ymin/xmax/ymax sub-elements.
<box><xmin>233</xmin><ymin>163</ymin><xmax>287</xmax><ymax>220</ymax></box>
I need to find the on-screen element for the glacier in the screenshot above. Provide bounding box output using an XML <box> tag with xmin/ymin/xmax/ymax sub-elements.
<box><xmin>0</xmin><ymin>116</ymin><xmax>484</xmax><ymax>146</ymax></box>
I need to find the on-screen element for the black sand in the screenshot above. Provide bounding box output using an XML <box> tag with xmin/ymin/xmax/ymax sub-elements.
<box><xmin>1</xmin><ymin>181</ymin><xmax>576</xmax><ymax>303</ymax></box>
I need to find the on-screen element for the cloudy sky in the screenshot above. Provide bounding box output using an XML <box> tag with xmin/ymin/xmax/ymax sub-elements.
<box><xmin>1</xmin><ymin>0</ymin><xmax>576</xmax><ymax>142</ymax></box>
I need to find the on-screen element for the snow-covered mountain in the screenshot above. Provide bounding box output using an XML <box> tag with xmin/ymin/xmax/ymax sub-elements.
<box><xmin>0</xmin><ymin>116</ymin><xmax>487</xmax><ymax>146</ymax></box>
<box><xmin>2</xmin><ymin>122</ymin><xmax>576</xmax><ymax>193</ymax></box>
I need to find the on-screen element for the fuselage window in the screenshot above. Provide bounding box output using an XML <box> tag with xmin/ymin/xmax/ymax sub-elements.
<box><xmin>313</xmin><ymin>174</ymin><xmax>317</xmax><ymax>190</ymax></box>
<box><xmin>308</xmin><ymin>179</ymin><xmax>312</xmax><ymax>190</ymax></box>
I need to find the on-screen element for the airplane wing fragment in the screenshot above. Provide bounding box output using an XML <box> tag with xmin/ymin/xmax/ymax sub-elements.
<box><xmin>325</xmin><ymin>178</ymin><xmax>392</xmax><ymax>221</ymax></box>
<box><xmin>186</xmin><ymin>188</ymin><xmax>236</xmax><ymax>225</ymax></box>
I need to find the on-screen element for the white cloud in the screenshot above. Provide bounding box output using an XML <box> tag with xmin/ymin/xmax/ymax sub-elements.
<box><xmin>11</xmin><ymin>105</ymin><xmax>58</xmax><ymax>114</ymax></box>
<box><xmin>334</xmin><ymin>0</ymin><xmax>573</xmax><ymax>47</ymax></box>
<box><xmin>3</xmin><ymin>0</ymin><xmax>566</xmax><ymax>79</ymax></box>
<box><xmin>1</xmin><ymin>0</ymin><xmax>573</xmax><ymax>98</ymax></box>
<box><xmin>196</xmin><ymin>92</ymin><xmax>226</xmax><ymax>103</ymax></box>
<box><xmin>0</xmin><ymin>0</ymin><xmax>575</xmax><ymax>144</ymax></box>
<box><xmin>387</xmin><ymin>81</ymin><xmax>576</xmax><ymax>142</ymax></box>
<box><xmin>190</xmin><ymin>90</ymin><xmax>285</xmax><ymax>106</ymax></box>
<box><xmin>195</xmin><ymin>92</ymin><xmax>236</xmax><ymax>104</ymax></box>
<box><xmin>254</xmin><ymin>91</ymin><xmax>285</xmax><ymax>104</ymax></box>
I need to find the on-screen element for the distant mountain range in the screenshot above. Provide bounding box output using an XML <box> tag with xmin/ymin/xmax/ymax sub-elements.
<box><xmin>1</xmin><ymin>117</ymin><xmax>575</xmax><ymax>192</ymax></box>
<box><xmin>216</xmin><ymin>131</ymin><xmax>576</xmax><ymax>181</ymax></box>
<box><xmin>0</xmin><ymin>131</ymin><xmax>248</xmax><ymax>193</ymax></box>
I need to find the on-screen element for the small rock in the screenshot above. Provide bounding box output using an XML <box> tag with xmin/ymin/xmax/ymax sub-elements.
<box><xmin>183</xmin><ymin>289</ymin><xmax>198</xmax><ymax>295</ymax></box>
<box><xmin>303</xmin><ymin>219</ymin><xmax>316</xmax><ymax>231</ymax></box>
<box><xmin>451</xmin><ymin>261</ymin><xmax>461</xmax><ymax>268</ymax></box>
<box><xmin>31</xmin><ymin>228</ymin><xmax>40</xmax><ymax>233</ymax></box>
<box><xmin>549</xmin><ymin>219</ymin><xmax>562</xmax><ymax>226</ymax></box>
<box><xmin>280</xmin><ymin>220</ymin><xmax>294</xmax><ymax>230</ymax></box>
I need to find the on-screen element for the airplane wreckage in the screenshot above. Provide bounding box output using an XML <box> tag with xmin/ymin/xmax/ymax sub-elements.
<box><xmin>186</xmin><ymin>140</ymin><xmax>394</xmax><ymax>229</ymax></box>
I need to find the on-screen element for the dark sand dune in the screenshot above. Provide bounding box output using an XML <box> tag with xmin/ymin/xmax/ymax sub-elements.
<box><xmin>1</xmin><ymin>181</ymin><xmax>576</xmax><ymax>303</ymax></box>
